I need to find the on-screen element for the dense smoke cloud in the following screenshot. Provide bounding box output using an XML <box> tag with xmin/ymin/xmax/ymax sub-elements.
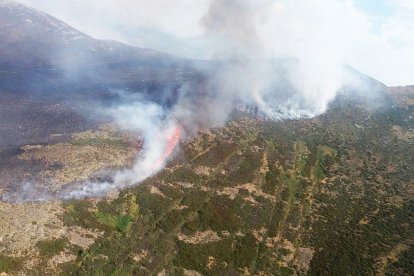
<box><xmin>16</xmin><ymin>0</ymin><xmax>414</xmax><ymax>85</ymax></box>
<box><xmin>200</xmin><ymin>0</ymin><xmax>350</xmax><ymax>119</ymax></box>
<box><xmin>65</xmin><ymin>99</ymin><xmax>177</xmax><ymax>198</ymax></box>
<box><xmin>201</xmin><ymin>0</ymin><xmax>265</xmax><ymax>58</ymax></box>
<box><xmin>2</xmin><ymin>96</ymin><xmax>183</xmax><ymax>202</ymax></box>
<box><xmin>1</xmin><ymin>0</ymin><xmax>389</xmax><ymax>202</ymax></box>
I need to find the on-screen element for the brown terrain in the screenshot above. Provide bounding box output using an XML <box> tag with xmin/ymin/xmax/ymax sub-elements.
<box><xmin>0</xmin><ymin>87</ymin><xmax>412</xmax><ymax>275</ymax></box>
<box><xmin>0</xmin><ymin>1</ymin><xmax>413</xmax><ymax>274</ymax></box>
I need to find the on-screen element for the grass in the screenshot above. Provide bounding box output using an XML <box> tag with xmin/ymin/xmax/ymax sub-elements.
<box><xmin>116</xmin><ymin>214</ymin><xmax>132</xmax><ymax>232</ymax></box>
<box><xmin>37</xmin><ymin>238</ymin><xmax>69</xmax><ymax>258</ymax></box>
<box><xmin>95</xmin><ymin>211</ymin><xmax>117</xmax><ymax>228</ymax></box>
<box><xmin>0</xmin><ymin>255</ymin><xmax>23</xmax><ymax>273</ymax></box>
<box><xmin>36</xmin><ymin>105</ymin><xmax>414</xmax><ymax>275</ymax></box>
<box><xmin>312</xmin><ymin>146</ymin><xmax>337</xmax><ymax>183</ymax></box>
<box><xmin>70</xmin><ymin>137</ymin><xmax>130</xmax><ymax>148</ymax></box>
<box><xmin>294</xmin><ymin>141</ymin><xmax>310</xmax><ymax>174</ymax></box>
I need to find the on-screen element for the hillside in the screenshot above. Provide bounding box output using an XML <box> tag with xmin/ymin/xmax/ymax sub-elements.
<box><xmin>0</xmin><ymin>0</ymin><xmax>199</xmax><ymax>154</ymax></box>
<box><xmin>0</xmin><ymin>0</ymin><xmax>198</xmax><ymax>98</ymax></box>
<box><xmin>0</xmin><ymin>1</ymin><xmax>413</xmax><ymax>275</ymax></box>
<box><xmin>0</xmin><ymin>88</ymin><xmax>413</xmax><ymax>275</ymax></box>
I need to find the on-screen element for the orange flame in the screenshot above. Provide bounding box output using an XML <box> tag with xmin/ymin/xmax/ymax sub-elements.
<box><xmin>154</xmin><ymin>124</ymin><xmax>181</xmax><ymax>168</ymax></box>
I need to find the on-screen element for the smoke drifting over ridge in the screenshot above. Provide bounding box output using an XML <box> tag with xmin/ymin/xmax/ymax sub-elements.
<box><xmin>200</xmin><ymin>0</ymin><xmax>352</xmax><ymax>119</ymax></box>
<box><xmin>16</xmin><ymin>0</ymin><xmax>414</xmax><ymax>85</ymax></box>
<box><xmin>2</xmin><ymin>0</ymin><xmax>381</xmax><ymax>202</ymax></box>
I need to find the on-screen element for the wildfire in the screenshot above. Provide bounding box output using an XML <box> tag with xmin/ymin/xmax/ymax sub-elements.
<box><xmin>154</xmin><ymin>124</ymin><xmax>181</xmax><ymax>168</ymax></box>
<box><xmin>164</xmin><ymin>125</ymin><xmax>181</xmax><ymax>160</ymax></box>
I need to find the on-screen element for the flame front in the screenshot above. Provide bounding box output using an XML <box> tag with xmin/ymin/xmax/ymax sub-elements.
<box><xmin>154</xmin><ymin>124</ymin><xmax>181</xmax><ymax>169</ymax></box>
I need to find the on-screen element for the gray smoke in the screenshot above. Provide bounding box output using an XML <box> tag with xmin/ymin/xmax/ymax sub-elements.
<box><xmin>1</xmin><ymin>0</ymin><xmax>380</xmax><ymax>203</ymax></box>
<box><xmin>200</xmin><ymin>0</ymin><xmax>351</xmax><ymax>119</ymax></box>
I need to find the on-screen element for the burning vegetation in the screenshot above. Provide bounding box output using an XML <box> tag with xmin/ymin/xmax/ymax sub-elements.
<box><xmin>1</xmin><ymin>89</ymin><xmax>413</xmax><ymax>275</ymax></box>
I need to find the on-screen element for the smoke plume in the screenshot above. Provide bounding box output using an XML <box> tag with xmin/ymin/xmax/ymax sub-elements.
<box><xmin>1</xmin><ymin>0</ymin><xmax>383</xmax><ymax>202</ymax></box>
<box><xmin>199</xmin><ymin>0</ymin><xmax>353</xmax><ymax>119</ymax></box>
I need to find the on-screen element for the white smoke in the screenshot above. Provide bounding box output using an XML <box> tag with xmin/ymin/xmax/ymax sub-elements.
<box><xmin>199</xmin><ymin>0</ymin><xmax>350</xmax><ymax>119</ymax></box>
<box><xmin>1</xmin><ymin>0</ymin><xmax>388</xmax><ymax>202</ymax></box>
<box><xmin>62</xmin><ymin>98</ymin><xmax>181</xmax><ymax>199</ymax></box>
<box><xmin>16</xmin><ymin>0</ymin><xmax>414</xmax><ymax>85</ymax></box>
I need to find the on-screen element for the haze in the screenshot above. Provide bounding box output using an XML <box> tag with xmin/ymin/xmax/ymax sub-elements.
<box><xmin>15</xmin><ymin>0</ymin><xmax>414</xmax><ymax>86</ymax></box>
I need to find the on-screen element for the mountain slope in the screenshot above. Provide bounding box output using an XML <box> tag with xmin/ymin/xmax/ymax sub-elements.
<box><xmin>0</xmin><ymin>0</ymin><xmax>198</xmax><ymax>98</ymax></box>
<box><xmin>0</xmin><ymin>1</ymin><xmax>413</xmax><ymax>275</ymax></box>
<box><xmin>0</xmin><ymin>0</ymin><xmax>200</xmax><ymax>152</ymax></box>
<box><xmin>1</xmin><ymin>89</ymin><xmax>413</xmax><ymax>275</ymax></box>
<box><xmin>0</xmin><ymin>0</ymin><xmax>167</xmax><ymax>69</ymax></box>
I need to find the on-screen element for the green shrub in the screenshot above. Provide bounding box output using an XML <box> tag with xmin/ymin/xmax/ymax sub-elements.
<box><xmin>0</xmin><ymin>255</ymin><xmax>23</xmax><ymax>273</ymax></box>
<box><xmin>37</xmin><ymin>238</ymin><xmax>68</xmax><ymax>257</ymax></box>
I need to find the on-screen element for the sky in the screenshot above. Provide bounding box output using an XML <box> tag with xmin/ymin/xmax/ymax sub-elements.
<box><xmin>16</xmin><ymin>0</ymin><xmax>414</xmax><ymax>86</ymax></box>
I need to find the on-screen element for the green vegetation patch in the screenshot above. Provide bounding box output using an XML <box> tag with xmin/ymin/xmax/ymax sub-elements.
<box><xmin>70</xmin><ymin>136</ymin><xmax>129</xmax><ymax>148</ymax></box>
<box><xmin>55</xmin><ymin>106</ymin><xmax>414</xmax><ymax>275</ymax></box>
<box><xmin>37</xmin><ymin>238</ymin><xmax>69</xmax><ymax>257</ymax></box>
<box><xmin>95</xmin><ymin>211</ymin><xmax>117</xmax><ymax>228</ymax></box>
<box><xmin>165</xmin><ymin>167</ymin><xmax>203</xmax><ymax>184</ymax></box>
<box><xmin>116</xmin><ymin>214</ymin><xmax>132</xmax><ymax>232</ymax></box>
<box><xmin>194</xmin><ymin>139</ymin><xmax>238</xmax><ymax>167</ymax></box>
<box><xmin>0</xmin><ymin>255</ymin><xmax>24</xmax><ymax>273</ymax></box>
<box><xmin>294</xmin><ymin>141</ymin><xmax>310</xmax><ymax>175</ymax></box>
<box><xmin>62</xmin><ymin>201</ymin><xmax>107</xmax><ymax>231</ymax></box>
<box><xmin>198</xmin><ymin>196</ymin><xmax>243</xmax><ymax>232</ymax></box>
<box><xmin>174</xmin><ymin>238</ymin><xmax>234</xmax><ymax>275</ymax></box>
<box><xmin>227</xmin><ymin>149</ymin><xmax>263</xmax><ymax>184</ymax></box>
<box><xmin>312</xmin><ymin>146</ymin><xmax>337</xmax><ymax>183</ymax></box>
